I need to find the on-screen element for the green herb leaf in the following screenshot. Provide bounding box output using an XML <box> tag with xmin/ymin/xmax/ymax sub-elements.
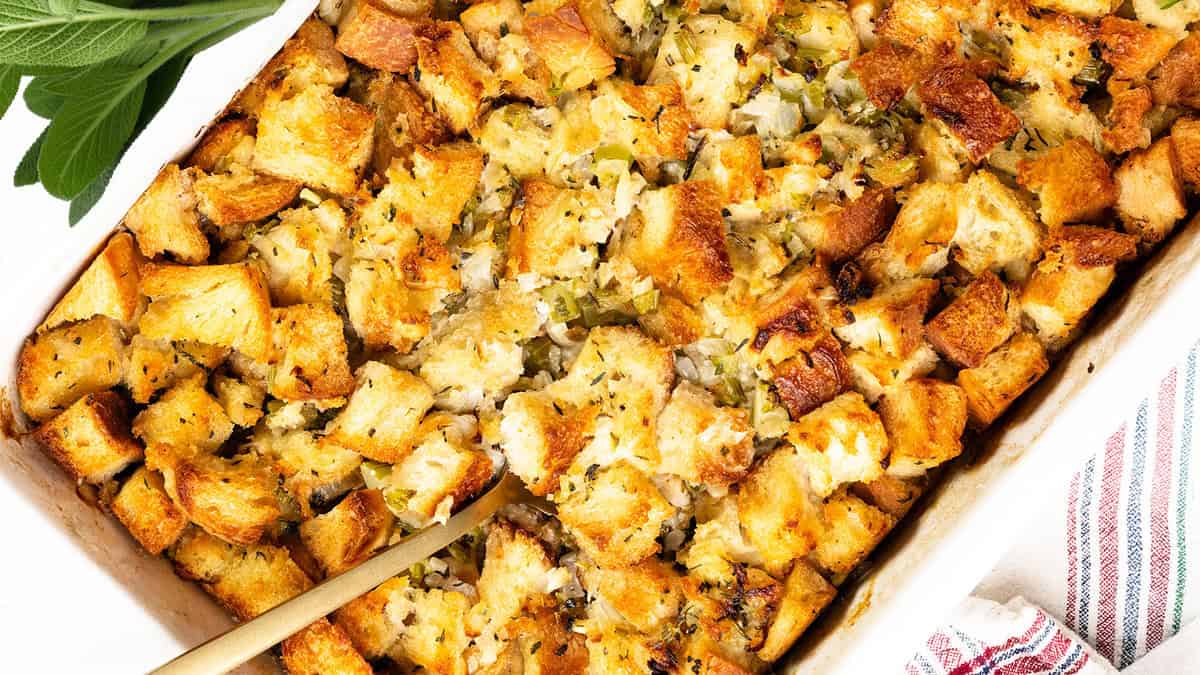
<box><xmin>136</xmin><ymin>53</ymin><xmax>186</xmax><ymax>129</ymax></box>
<box><xmin>46</xmin><ymin>0</ymin><xmax>78</xmax><ymax>15</ymax></box>
<box><xmin>68</xmin><ymin>164</ymin><xmax>111</xmax><ymax>225</ymax></box>
<box><xmin>14</xmin><ymin>126</ymin><xmax>46</xmax><ymax>186</ymax></box>
<box><xmin>21</xmin><ymin>75</ymin><xmax>63</xmax><ymax>116</ymax></box>
<box><xmin>0</xmin><ymin>0</ymin><xmax>149</xmax><ymax>67</ymax></box>
<box><xmin>0</xmin><ymin>63</ymin><xmax>16</xmax><ymax>116</ymax></box>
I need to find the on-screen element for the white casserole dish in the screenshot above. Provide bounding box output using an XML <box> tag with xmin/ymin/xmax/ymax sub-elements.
<box><xmin>2</xmin><ymin>2</ymin><xmax>1198</xmax><ymax>671</ymax></box>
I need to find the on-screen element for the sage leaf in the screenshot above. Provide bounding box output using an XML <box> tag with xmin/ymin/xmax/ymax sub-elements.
<box><xmin>21</xmin><ymin>74</ymin><xmax>63</xmax><ymax>116</ymax></box>
<box><xmin>46</xmin><ymin>0</ymin><xmax>77</xmax><ymax>15</ymax></box>
<box><xmin>136</xmin><ymin>53</ymin><xmax>186</xmax><ymax>130</ymax></box>
<box><xmin>39</xmin><ymin>64</ymin><xmax>145</xmax><ymax>198</ymax></box>
<box><xmin>0</xmin><ymin>0</ymin><xmax>148</xmax><ymax>67</ymax></box>
<box><xmin>0</xmin><ymin>63</ymin><xmax>16</xmax><ymax>116</ymax></box>
<box><xmin>14</xmin><ymin>127</ymin><xmax>46</xmax><ymax>186</ymax></box>
<box><xmin>68</xmin><ymin>164</ymin><xmax>111</xmax><ymax>225</ymax></box>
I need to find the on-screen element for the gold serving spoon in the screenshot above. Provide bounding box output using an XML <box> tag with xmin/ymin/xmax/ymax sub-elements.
<box><xmin>150</xmin><ymin>470</ymin><xmax>544</xmax><ymax>675</ymax></box>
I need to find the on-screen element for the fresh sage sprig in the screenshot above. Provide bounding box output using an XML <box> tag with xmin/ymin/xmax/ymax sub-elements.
<box><xmin>0</xmin><ymin>0</ymin><xmax>283</xmax><ymax>224</ymax></box>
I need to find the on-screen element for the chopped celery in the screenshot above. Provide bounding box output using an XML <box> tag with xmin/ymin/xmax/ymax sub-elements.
<box><xmin>714</xmin><ymin>375</ymin><xmax>746</xmax><ymax>406</ymax></box>
<box><xmin>866</xmin><ymin>155</ymin><xmax>919</xmax><ymax>188</ymax></box>
<box><xmin>1073</xmin><ymin>58</ymin><xmax>1106</xmax><ymax>87</ymax></box>
<box><xmin>524</xmin><ymin>336</ymin><xmax>558</xmax><ymax>375</ymax></box>
<box><xmin>540</xmin><ymin>283</ymin><xmax>581</xmax><ymax>322</ymax></box>
<box><xmin>383</xmin><ymin>486</ymin><xmax>417</xmax><ymax>514</ymax></box>
<box><xmin>633</xmin><ymin>289</ymin><xmax>660</xmax><ymax>314</ymax></box>
<box><xmin>595</xmin><ymin>144</ymin><xmax>634</xmax><ymax>163</ymax></box>
<box><xmin>773</xmin><ymin>14</ymin><xmax>812</xmax><ymax>41</ymax></box>
<box><xmin>675</xmin><ymin>26</ymin><xmax>699</xmax><ymax>63</ymax></box>
<box><xmin>361</xmin><ymin>460</ymin><xmax>393</xmax><ymax>490</ymax></box>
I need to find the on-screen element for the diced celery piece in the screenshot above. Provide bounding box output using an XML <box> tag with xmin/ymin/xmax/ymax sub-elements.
<box><xmin>361</xmin><ymin>460</ymin><xmax>393</xmax><ymax>490</ymax></box>
<box><xmin>633</xmin><ymin>289</ymin><xmax>660</xmax><ymax>314</ymax></box>
<box><xmin>540</xmin><ymin>284</ymin><xmax>581</xmax><ymax>322</ymax></box>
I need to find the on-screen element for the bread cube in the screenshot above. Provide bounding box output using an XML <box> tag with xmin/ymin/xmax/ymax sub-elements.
<box><xmin>798</xmin><ymin>187</ymin><xmax>897</xmax><ymax>263</ymax></box>
<box><xmin>484</xmin><ymin>601</ymin><xmax>590</xmax><ymax>673</ymax></box>
<box><xmin>656</xmin><ymin>381</ymin><xmax>754</xmax><ymax>490</ymax></box>
<box><xmin>916</xmin><ymin>65</ymin><xmax>1020</xmax><ymax>163</ymax></box>
<box><xmin>857</xmin><ymin>182</ymin><xmax>958</xmax><ymax>283</ymax></box>
<box><xmin>252</xmin><ymin>201</ymin><xmax>346</xmax><ymax>306</ymax></box>
<box><xmin>912</xmin><ymin>118</ymin><xmax>972</xmax><ymax>183</ymax></box>
<box><xmin>925</xmin><ymin>271</ymin><xmax>1019</xmax><ymax>368</ymax></box>
<box><xmin>678</xmin><ymin>497</ymin><xmax>758</xmax><ymax>584</ymax></box>
<box><xmin>192</xmin><ymin>167</ymin><xmax>301</xmax><ymax>229</ymax></box>
<box><xmin>125</xmin><ymin>336</ymin><xmax>228</xmax><ymax>404</ymax></box>
<box><xmin>875</xmin><ymin>0</ymin><xmax>960</xmax><ymax>53</ymax></box>
<box><xmin>138</xmin><ymin>262</ymin><xmax>273</xmax><ymax>362</ymax></box>
<box><xmin>467</xmin><ymin>520</ymin><xmax>555</xmax><ymax>642</ymax></box>
<box><xmin>281</xmin><ymin>618</ymin><xmax>373</xmax><ymax>675</ymax></box>
<box><xmin>638</xmin><ymin>292</ymin><xmax>704</xmax><ymax>347</ymax></box>
<box><xmin>500</xmin><ymin>391</ymin><xmax>586</xmax><ymax>495</ymax></box>
<box><xmin>507</xmin><ymin>180</ymin><xmax>616</xmax><ymax>279</ymax></box>
<box><xmin>812</xmin><ymin>489</ymin><xmax>896</xmax><ymax>575</ymax></box>
<box><xmin>1150</xmin><ymin>33</ymin><xmax>1200</xmax><ymax>109</ymax></box>
<box><xmin>149</xmin><ymin>446</ymin><xmax>281</xmax><ymax>546</ymax></box>
<box><xmin>383</xmin><ymin>413</ymin><xmax>493</xmax><ymax>527</ymax></box>
<box><xmin>171</xmin><ymin>528</ymin><xmax>313</xmax><ymax>620</ymax></box>
<box><xmin>997</xmin><ymin>1</ymin><xmax>1093</xmax><ymax>90</ymax></box>
<box><xmin>335</xmin><ymin>0</ymin><xmax>428</xmax><ymax>72</ymax></box>
<box><xmin>34</xmin><ymin>390</ymin><xmax>140</xmax><ymax>484</ymax></box>
<box><xmin>1098</xmin><ymin>16</ymin><xmax>1178</xmax><ymax>89</ymax></box>
<box><xmin>626</xmin><ymin>181</ymin><xmax>732</xmax><ymax>304</ymax></box>
<box><xmin>772</xmin><ymin>335</ymin><xmax>853</xmax><ymax>418</ymax></box>
<box><xmin>299</xmin><ymin>489</ymin><xmax>395</xmax><ymax>576</ymax></box>
<box><xmin>834</xmin><ymin>278</ymin><xmax>938</xmax><ymax>359</ymax></box>
<box><xmin>1021</xmin><ymin>225</ymin><xmax>1138</xmax><ymax>348</ymax></box>
<box><xmin>845</xmin><ymin>342</ymin><xmax>940</xmax><ymax>404</ymax></box>
<box><xmin>187</xmin><ymin>118</ymin><xmax>256</xmax><ymax>174</ymax></box>
<box><xmin>1028</xmin><ymin>0</ymin><xmax>1116</xmax><ymax>18</ymax></box>
<box><xmin>40</xmin><ymin>232</ymin><xmax>142</xmax><ymax>332</ymax></box>
<box><xmin>590</xmin><ymin>79</ymin><xmax>692</xmax><ymax>177</ymax></box>
<box><xmin>132</xmin><ymin>375</ymin><xmax>233</xmax><ymax>453</ymax></box>
<box><xmin>111</xmin><ymin>466</ymin><xmax>189</xmax><ymax>555</ymax></box>
<box><xmin>557</xmin><ymin>461</ymin><xmax>673</xmax><ymax>568</ymax></box>
<box><xmin>17</xmin><ymin>316</ymin><xmax>126</xmax><ymax>422</ymax></box>
<box><xmin>387</xmin><ymin>586</ymin><xmax>472</xmax><ymax>674</ymax></box>
<box><xmin>270</xmin><ymin>304</ymin><xmax>355</xmax><ymax>401</ymax></box>
<box><xmin>256</xmin><ymin>430</ymin><xmax>363</xmax><ymax>517</ymax></box>
<box><xmin>957</xmin><ymin>332</ymin><xmax>1049</xmax><ymax>427</ymax></box>
<box><xmin>878</xmin><ymin>378</ymin><xmax>968</xmax><ymax>477</ymax></box>
<box><xmin>1017</xmin><ymin>138</ymin><xmax>1117</xmax><ymax>228</ymax></box>
<box><xmin>526</xmin><ymin>4</ymin><xmax>615</xmax><ymax>91</ymax></box>
<box><xmin>649</xmin><ymin>14</ymin><xmax>756</xmax><ymax>129</ymax></box>
<box><xmin>1115</xmin><ymin>137</ymin><xmax>1186</xmax><ymax>244</ymax></box>
<box><xmin>586</xmin><ymin>619</ymin><xmax>681</xmax><ymax>675</ymax></box>
<box><xmin>680</xmin><ymin>563</ymin><xmax>781</xmax><ymax>653</ymax></box>
<box><xmin>851</xmin><ymin>472</ymin><xmax>927</xmax><ymax>518</ymax></box>
<box><xmin>235</xmin><ymin>17</ymin><xmax>349</xmax><ymax>117</ymax></box>
<box><xmin>254</xmin><ymin>85</ymin><xmax>375</xmax><ymax>196</ymax></box>
<box><xmin>212</xmin><ymin>373</ymin><xmax>266</xmax><ymax>428</ymax></box>
<box><xmin>345</xmin><ymin>257</ymin><xmax>444</xmax><ymax>353</ymax></box>
<box><xmin>353</xmin><ymin>73</ymin><xmax>451</xmax><ymax>176</ymax></box>
<box><xmin>788</xmin><ymin>392</ymin><xmax>889</xmax><ymax>498</ymax></box>
<box><xmin>952</xmin><ymin>171</ymin><xmax>1043</xmax><ymax>281</ymax></box>
<box><xmin>1103</xmin><ymin>87</ymin><xmax>1153</xmax><ymax>154</ymax></box>
<box><xmin>326</xmin><ymin>361</ymin><xmax>435</xmax><ymax>463</ymax></box>
<box><xmin>1173</xmin><ymin>117</ymin><xmax>1200</xmax><ymax>187</ymax></box>
<box><xmin>852</xmin><ymin>40</ymin><xmax>936</xmax><ymax>110</ymax></box>
<box><xmin>122</xmin><ymin>163</ymin><xmax>209</xmax><ymax>264</ymax></box>
<box><xmin>689</xmin><ymin>133</ymin><xmax>763</xmax><ymax>204</ymax></box>
<box><xmin>582</xmin><ymin>558</ymin><xmax>683</xmax><ymax>633</ymax></box>
<box><xmin>335</xmin><ymin>577</ymin><xmax>408</xmax><ymax>658</ymax></box>
<box><xmin>756</xmin><ymin>560</ymin><xmax>836</xmax><ymax>662</ymax></box>
<box><xmin>737</xmin><ymin>445</ymin><xmax>825</xmax><ymax>575</ymax></box>
<box><xmin>460</xmin><ymin>0</ymin><xmax>527</xmax><ymax>64</ymax></box>
<box><xmin>414</xmin><ymin>21</ymin><xmax>500</xmax><ymax>134</ymax></box>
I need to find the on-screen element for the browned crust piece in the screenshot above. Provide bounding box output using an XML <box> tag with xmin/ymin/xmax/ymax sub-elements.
<box><xmin>1150</xmin><ymin>32</ymin><xmax>1200</xmax><ymax>109</ymax></box>
<box><xmin>1017</xmin><ymin>137</ymin><xmax>1116</xmax><ymax>227</ymax></box>
<box><xmin>335</xmin><ymin>0</ymin><xmax>429</xmax><ymax>72</ymax></box>
<box><xmin>917</xmin><ymin>64</ymin><xmax>1021</xmax><ymax>163</ymax></box>
<box><xmin>925</xmin><ymin>271</ymin><xmax>1018</xmax><ymax>369</ymax></box>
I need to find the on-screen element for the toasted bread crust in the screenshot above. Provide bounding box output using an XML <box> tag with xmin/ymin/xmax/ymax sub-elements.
<box><xmin>335</xmin><ymin>0</ymin><xmax>428</xmax><ymax>72</ymax></box>
<box><xmin>925</xmin><ymin>271</ymin><xmax>1017</xmax><ymax>368</ymax></box>
<box><xmin>917</xmin><ymin>65</ymin><xmax>1020</xmax><ymax>163</ymax></box>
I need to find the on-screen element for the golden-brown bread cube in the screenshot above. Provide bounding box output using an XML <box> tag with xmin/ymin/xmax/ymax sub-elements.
<box><xmin>812</xmin><ymin>489</ymin><xmax>896</xmax><ymax>576</ymax></box>
<box><xmin>1115</xmin><ymin>137</ymin><xmax>1186</xmax><ymax>244</ymax></box>
<box><xmin>737</xmin><ymin>445</ymin><xmax>824</xmax><ymax>575</ymax></box>
<box><xmin>557</xmin><ymin>461</ymin><xmax>674</xmax><ymax>568</ymax></box>
<box><xmin>132</xmin><ymin>375</ymin><xmax>233</xmax><ymax>453</ymax></box>
<box><xmin>235</xmin><ymin>17</ymin><xmax>349</xmax><ymax>117</ymax></box>
<box><xmin>212</xmin><ymin>373</ymin><xmax>265</xmax><ymax>428</ymax></box>
<box><xmin>852</xmin><ymin>40</ymin><xmax>939</xmax><ymax>110</ymax></box>
<box><xmin>281</xmin><ymin>618</ymin><xmax>373</xmax><ymax>675</ymax></box>
<box><xmin>459</xmin><ymin>0</ymin><xmax>526</xmax><ymax>63</ymax></box>
<box><xmin>584</xmin><ymin>618</ymin><xmax>681</xmax><ymax>675</ymax></box>
<box><xmin>299</xmin><ymin>488</ymin><xmax>395</xmax><ymax>577</ymax></box>
<box><xmin>382</xmin><ymin>413</ymin><xmax>493</xmax><ymax>527</ymax></box>
<box><xmin>875</xmin><ymin>0</ymin><xmax>960</xmax><ymax>53</ymax></box>
<box><xmin>996</xmin><ymin>1</ymin><xmax>1094</xmax><ymax>91</ymax></box>
<box><xmin>678</xmin><ymin>496</ymin><xmax>758</xmax><ymax>584</ymax></box>
<box><xmin>254</xmin><ymin>85</ymin><xmax>375</xmax><ymax>196</ymax></box>
<box><xmin>925</xmin><ymin>271</ymin><xmax>1019</xmax><ymax>368</ymax></box>
<box><xmin>40</xmin><ymin>232</ymin><xmax>142</xmax><ymax>332</ymax></box>
<box><xmin>1171</xmin><ymin>117</ymin><xmax>1200</xmax><ymax>187</ymax></box>
<box><xmin>625</xmin><ymin>180</ymin><xmax>732</xmax><ymax>304</ymax></box>
<box><xmin>192</xmin><ymin>167</ymin><xmax>301</xmax><ymax>228</ymax></box>
<box><xmin>525</xmin><ymin>3</ymin><xmax>615</xmax><ymax>92</ymax></box>
<box><xmin>482</xmin><ymin>601</ymin><xmax>590</xmax><ymax>674</ymax></box>
<box><xmin>679</xmin><ymin>563</ymin><xmax>781</xmax><ymax>655</ymax></box>
<box><xmin>803</xmin><ymin>188</ymin><xmax>899</xmax><ymax>263</ymax></box>
<box><xmin>1017</xmin><ymin>138</ymin><xmax>1117</xmax><ymax>228</ymax></box>
<box><xmin>638</xmin><ymin>291</ymin><xmax>705</xmax><ymax>347</ymax></box>
<box><xmin>138</xmin><ymin>262</ymin><xmax>273</xmax><ymax>362</ymax></box>
<box><xmin>1104</xmin><ymin>86</ymin><xmax>1153</xmax><ymax>154</ymax></box>
<box><xmin>756</xmin><ymin>560</ymin><xmax>836</xmax><ymax>662</ymax></box>
<box><xmin>252</xmin><ymin>200</ymin><xmax>346</xmax><ymax>306</ymax></box>
<box><xmin>270</xmin><ymin>304</ymin><xmax>355</xmax><ymax>401</ymax></box>
<box><xmin>952</xmin><ymin>171</ymin><xmax>1043</xmax><ymax>281</ymax></box>
<box><xmin>857</xmin><ymin>181</ymin><xmax>958</xmax><ymax>283</ymax></box>
<box><xmin>499</xmin><ymin>390</ymin><xmax>587</xmax><ymax>496</ymax></box>
<box><xmin>916</xmin><ymin>65</ymin><xmax>1021</xmax><ymax>163</ymax></box>
<box><xmin>582</xmin><ymin>558</ymin><xmax>683</xmax><ymax>633</ymax></box>
<box><xmin>34</xmin><ymin>390</ymin><xmax>141</xmax><ymax>484</ymax></box>
<box><xmin>845</xmin><ymin>342</ymin><xmax>939</xmax><ymax>404</ymax></box>
<box><xmin>590</xmin><ymin>79</ymin><xmax>692</xmax><ymax>178</ymax></box>
<box><xmin>122</xmin><ymin>163</ymin><xmax>209</xmax><ymax>264</ymax></box>
<box><xmin>111</xmin><ymin>466</ymin><xmax>189</xmax><ymax>555</ymax></box>
<box><xmin>387</xmin><ymin>586</ymin><xmax>472</xmax><ymax>674</ymax></box>
<box><xmin>171</xmin><ymin>528</ymin><xmax>314</xmax><ymax>620</ymax></box>
<box><xmin>1098</xmin><ymin>16</ymin><xmax>1178</xmax><ymax>91</ymax></box>
<box><xmin>414</xmin><ymin>21</ymin><xmax>500</xmax><ymax>134</ymax></box>
<box><xmin>335</xmin><ymin>0</ymin><xmax>428</xmax><ymax>72</ymax></box>
<box><xmin>1021</xmin><ymin>225</ymin><xmax>1138</xmax><ymax>349</ymax></box>
<box><xmin>186</xmin><ymin>118</ymin><xmax>256</xmax><ymax>174</ymax></box>
<box><xmin>124</xmin><ymin>336</ymin><xmax>229</xmax><ymax>404</ymax></box>
<box><xmin>467</xmin><ymin>520</ymin><xmax>555</xmax><ymax>643</ymax></box>
<box><xmin>345</xmin><ymin>254</ymin><xmax>451</xmax><ymax>353</ymax></box>
<box><xmin>878</xmin><ymin>378</ymin><xmax>968</xmax><ymax>477</ymax></box>
<box><xmin>507</xmin><ymin>180</ymin><xmax>616</xmax><ymax>279</ymax></box>
<box><xmin>851</xmin><ymin>472</ymin><xmax>928</xmax><ymax>518</ymax></box>
<box><xmin>17</xmin><ymin>316</ymin><xmax>126</xmax><ymax>422</ymax></box>
<box><xmin>772</xmin><ymin>334</ymin><xmax>854</xmax><ymax>418</ymax></box>
<box><xmin>957</xmin><ymin>332</ymin><xmax>1050</xmax><ymax>427</ymax></box>
<box><xmin>149</xmin><ymin>445</ymin><xmax>282</xmax><ymax>546</ymax></box>
<box><xmin>326</xmin><ymin>362</ymin><xmax>434</xmax><ymax>463</ymax></box>
<box><xmin>460</xmin><ymin>0</ymin><xmax>554</xmax><ymax>105</ymax></box>
<box><xmin>1150</xmin><ymin>32</ymin><xmax>1200</xmax><ymax>109</ymax></box>
<box><xmin>255</xmin><ymin>429</ymin><xmax>362</xmax><ymax>517</ymax></box>
<box><xmin>787</xmin><ymin>391</ymin><xmax>890</xmax><ymax>498</ymax></box>
<box><xmin>689</xmin><ymin>133</ymin><xmax>764</xmax><ymax>204</ymax></box>
<box><xmin>649</xmin><ymin>14</ymin><xmax>756</xmax><ymax>129</ymax></box>
<box><xmin>834</xmin><ymin>278</ymin><xmax>938</xmax><ymax>359</ymax></box>
<box><xmin>655</xmin><ymin>381</ymin><xmax>755</xmax><ymax>490</ymax></box>
<box><xmin>353</xmin><ymin>73</ymin><xmax>451</xmax><ymax>176</ymax></box>
<box><xmin>334</xmin><ymin>577</ymin><xmax>407</xmax><ymax>658</ymax></box>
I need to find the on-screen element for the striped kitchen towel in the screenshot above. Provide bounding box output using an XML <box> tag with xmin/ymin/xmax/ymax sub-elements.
<box><xmin>914</xmin><ymin>344</ymin><xmax>1200</xmax><ymax>673</ymax></box>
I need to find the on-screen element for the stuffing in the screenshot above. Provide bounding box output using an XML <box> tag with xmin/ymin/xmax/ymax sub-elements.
<box><xmin>499</xmin><ymin>390</ymin><xmax>587</xmax><ymax>495</ymax></box>
<box><xmin>911</xmin><ymin>119</ymin><xmax>972</xmax><ymax>183</ymax></box>
<box><xmin>771</xmin><ymin>335</ymin><xmax>854</xmax><ymax>418</ymax></box>
<box><xmin>583</xmin><ymin>558</ymin><xmax>684</xmax><ymax>633</ymax></box>
<box><xmin>353</xmin><ymin>73</ymin><xmax>451</xmax><ymax>176</ymax></box>
<box><xmin>193</xmin><ymin>167</ymin><xmax>301</xmax><ymax>229</ymax></box>
<box><xmin>40</xmin><ymin>232</ymin><xmax>142</xmax><ymax>332</ymax></box>
<box><xmin>924</xmin><ymin>271</ymin><xmax>1020</xmax><ymax>368</ymax></box>
<box><xmin>525</xmin><ymin>3</ymin><xmax>616</xmax><ymax>92</ymax></box>
<box><xmin>34</xmin><ymin>390</ymin><xmax>141</xmax><ymax>484</ymax></box>
<box><xmin>656</xmin><ymin>381</ymin><xmax>755</xmax><ymax>490</ymax></box>
<box><xmin>326</xmin><ymin>361</ymin><xmax>435</xmax><ymax>463</ymax></box>
<box><xmin>584</xmin><ymin>621</ymin><xmax>683</xmax><ymax>675</ymax></box>
<box><xmin>916</xmin><ymin>65</ymin><xmax>1021</xmax><ymax>163</ymax></box>
<box><xmin>138</xmin><ymin>262</ymin><xmax>273</xmax><ymax>361</ymax></box>
<box><xmin>874</xmin><ymin>0</ymin><xmax>962</xmax><ymax>52</ymax></box>
<box><xmin>680</xmin><ymin>496</ymin><xmax>764</xmax><ymax>584</ymax></box>
<box><xmin>1098</xmin><ymin>16</ymin><xmax>1179</xmax><ymax>92</ymax></box>
<box><xmin>1029</xmin><ymin>0</ymin><xmax>1115</xmax><ymax>18</ymax></box>
<box><xmin>834</xmin><ymin>278</ymin><xmax>938</xmax><ymax>358</ymax></box>
<box><xmin>125</xmin><ymin>336</ymin><xmax>228</xmax><ymax>404</ymax></box>
<box><xmin>507</xmin><ymin>180</ymin><xmax>617</xmax><ymax>279</ymax></box>
<box><xmin>281</xmin><ymin>618</ymin><xmax>373</xmax><ymax>675</ymax></box>
<box><xmin>797</xmin><ymin>188</ymin><xmax>897</xmax><ymax>262</ymax></box>
<box><xmin>212</xmin><ymin>373</ymin><xmax>265</xmax><ymax>428</ymax></box>
<box><xmin>1149</xmin><ymin>33</ymin><xmax>1200</xmax><ymax>109</ymax></box>
<box><xmin>556</xmin><ymin>461</ymin><xmax>674</xmax><ymax>567</ymax></box>
<box><xmin>17</xmin><ymin>316</ymin><xmax>126</xmax><ymax>422</ymax></box>
<box><xmin>812</xmin><ymin>489</ymin><xmax>896</xmax><ymax>575</ymax></box>
<box><xmin>461</xmin><ymin>0</ymin><xmax>554</xmax><ymax>105</ymax></box>
<box><xmin>379</xmin><ymin>413</ymin><xmax>493</xmax><ymax>527</ymax></box>
<box><xmin>254</xmin><ymin>85</ymin><xmax>375</xmax><ymax>196</ymax></box>
<box><xmin>148</xmin><ymin>445</ymin><xmax>282</xmax><ymax>546</ymax></box>
<box><xmin>590</xmin><ymin>79</ymin><xmax>693</xmax><ymax>178</ymax></box>
<box><xmin>957</xmin><ymin>332</ymin><xmax>1050</xmax><ymax>427</ymax></box>
<box><xmin>345</xmin><ymin>252</ymin><xmax>459</xmax><ymax>353</ymax></box>
<box><xmin>689</xmin><ymin>133</ymin><xmax>764</xmax><ymax>204</ymax></box>
<box><xmin>625</xmin><ymin>181</ymin><xmax>733</xmax><ymax>304</ymax></box>
<box><xmin>187</xmin><ymin>118</ymin><xmax>256</xmax><ymax>174</ymax></box>
<box><xmin>997</xmin><ymin>2</ymin><xmax>1095</xmax><ymax>90</ymax></box>
<box><xmin>235</xmin><ymin>17</ymin><xmax>349</xmax><ymax>117</ymax></box>
<box><xmin>171</xmin><ymin>528</ymin><xmax>313</xmax><ymax>620</ymax></box>
<box><xmin>111</xmin><ymin>466</ymin><xmax>190</xmax><ymax>555</ymax></box>
<box><xmin>334</xmin><ymin>0</ymin><xmax>428</xmax><ymax>72</ymax></box>
<box><xmin>387</xmin><ymin>586</ymin><xmax>472</xmax><ymax>674</ymax></box>
<box><xmin>649</xmin><ymin>14</ymin><xmax>756</xmax><ymax>129</ymax></box>
<box><xmin>482</xmin><ymin>601</ymin><xmax>590</xmax><ymax>673</ymax></box>
<box><xmin>414</xmin><ymin>21</ymin><xmax>500</xmax><ymax>134</ymax></box>
<box><xmin>1017</xmin><ymin>138</ymin><xmax>1117</xmax><ymax>228</ymax></box>
<box><xmin>952</xmin><ymin>171</ymin><xmax>1043</xmax><ymax>281</ymax></box>
<box><xmin>132</xmin><ymin>375</ymin><xmax>234</xmax><ymax>453</ymax></box>
<box><xmin>1115</xmin><ymin>137</ymin><xmax>1186</xmax><ymax>244</ymax></box>
<box><xmin>845</xmin><ymin>341</ymin><xmax>939</xmax><ymax>403</ymax></box>
<box><xmin>1173</xmin><ymin>117</ymin><xmax>1200</xmax><ymax>187</ymax></box>
<box><xmin>756</xmin><ymin>560</ymin><xmax>836</xmax><ymax>662</ymax></box>
<box><xmin>256</xmin><ymin>430</ymin><xmax>363</xmax><ymax>517</ymax></box>
<box><xmin>736</xmin><ymin>444</ymin><xmax>825</xmax><ymax>575</ymax></box>
<box><xmin>467</xmin><ymin>520</ymin><xmax>556</xmax><ymax>653</ymax></box>
<box><xmin>334</xmin><ymin>577</ymin><xmax>408</xmax><ymax>659</ymax></box>
<box><xmin>857</xmin><ymin>181</ymin><xmax>958</xmax><ymax>283</ymax></box>
<box><xmin>852</xmin><ymin>472</ymin><xmax>927</xmax><ymax>518</ymax></box>
<box><xmin>270</xmin><ymin>304</ymin><xmax>355</xmax><ymax>401</ymax></box>
<box><xmin>851</xmin><ymin>40</ymin><xmax>940</xmax><ymax>110</ymax></box>
<box><xmin>299</xmin><ymin>489</ymin><xmax>395</xmax><ymax>576</ymax></box>
<box><xmin>878</xmin><ymin>378</ymin><xmax>968</xmax><ymax>477</ymax></box>
<box><xmin>1103</xmin><ymin>87</ymin><xmax>1153</xmax><ymax>154</ymax></box>
<box><xmin>639</xmin><ymin>292</ymin><xmax>705</xmax><ymax>346</ymax></box>
<box><xmin>1020</xmin><ymin>225</ymin><xmax>1138</xmax><ymax>348</ymax></box>
<box><xmin>679</xmin><ymin>562</ymin><xmax>782</xmax><ymax>655</ymax></box>
<box><xmin>787</xmin><ymin>391</ymin><xmax>890</xmax><ymax>498</ymax></box>
<box><xmin>250</xmin><ymin>200</ymin><xmax>346</xmax><ymax>306</ymax></box>
<box><xmin>122</xmin><ymin>163</ymin><xmax>208</xmax><ymax>264</ymax></box>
